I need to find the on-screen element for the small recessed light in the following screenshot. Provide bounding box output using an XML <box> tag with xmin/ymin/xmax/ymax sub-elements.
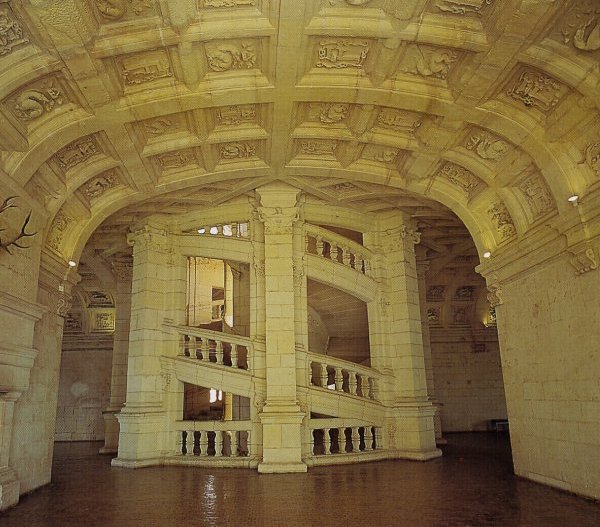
<box><xmin>568</xmin><ymin>195</ymin><xmax>579</xmax><ymax>203</ymax></box>
<box><xmin>483</xmin><ymin>251</ymin><xmax>492</xmax><ymax>259</ymax></box>
<box><xmin>68</xmin><ymin>260</ymin><xmax>77</xmax><ymax>268</ymax></box>
<box><xmin>197</xmin><ymin>228</ymin><xmax>206</xmax><ymax>234</ymax></box>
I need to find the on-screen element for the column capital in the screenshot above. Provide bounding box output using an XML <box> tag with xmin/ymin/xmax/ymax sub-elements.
<box><xmin>256</xmin><ymin>183</ymin><xmax>301</xmax><ymax>235</ymax></box>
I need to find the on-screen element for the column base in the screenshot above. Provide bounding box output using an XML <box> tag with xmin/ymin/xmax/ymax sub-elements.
<box><xmin>259</xmin><ymin>405</ymin><xmax>306</xmax><ymax>473</ymax></box>
<box><xmin>0</xmin><ymin>467</ymin><xmax>20</xmax><ymax>511</ymax></box>
<box><xmin>113</xmin><ymin>406</ymin><xmax>166</xmax><ymax>466</ymax></box>
<box><xmin>258</xmin><ymin>461</ymin><xmax>307</xmax><ymax>473</ymax></box>
<box><xmin>99</xmin><ymin>406</ymin><xmax>122</xmax><ymax>454</ymax></box>
<box><xmin>393</xmin><ymin>448</ymin><xmax>443</xmax><ymax>461</ymax></box>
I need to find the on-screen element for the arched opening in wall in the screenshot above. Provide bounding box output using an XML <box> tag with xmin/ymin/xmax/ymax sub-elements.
<box><xmin>416</xmin><ymin>217</ymin><xmax>511</xmax><ymax>463</ymax></box>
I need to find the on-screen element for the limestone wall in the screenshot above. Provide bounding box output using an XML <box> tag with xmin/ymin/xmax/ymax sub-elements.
<box><xmin>55</xmin><ymin>340</ymin><xmax>112</xmax><ymax>442</ymax></box>
<box><xmin>498</xmin><ymin>252</ymin><xmax>600</xmax><ymax>499</ymax></box>
<box><xmin>430</xmin><ymin>329</ymin><xmax>507</xmax><ymax>432</ymax></box>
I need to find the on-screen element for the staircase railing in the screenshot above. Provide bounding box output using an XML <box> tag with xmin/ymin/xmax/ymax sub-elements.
<box><xmin>305</xmin><ymin>224</ymin><xmax>374</xmax><ymax>277</ymax></box>
<box><xmin>307</xmin><ymin>351</ymin><xmax>380</xmax><ymax>401</ymax></box>
<box><xmin>174</xmin><ymin>325</ymin><xmax>252</xmax><ymax>371</ymax></box>
<box><xmin>308</xmin><ymin>418</ymin><xmax>383</xmax><ymax>457</ymax></box>
<box><xmin>173</xmin><ymin>420</ymin><xmax>252</xmax><ymax>458</ymax></box>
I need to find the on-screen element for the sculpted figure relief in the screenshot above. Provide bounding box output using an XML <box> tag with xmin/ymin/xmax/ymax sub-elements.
<box><xmin>466</xmin><ymin>131</ymin><xmax>509</xmax><ymax>161</ymax></box>
<box><xmin>400</xmin><ymin>45</ymin><xmax>457</xmax><ymax>80</ymax></box>
<box><xmin>96</xmin><ymin>0</ymin><xmax>126</xmax><ymax>19</ymax></box>
<box><xmin>13</xmin><ymin>83</ymin><xmax>64</xmax><ymax>121</ymax></box>
<box><xmin>207</xmin><ymin>42</ymin><xmax>256</xmax><ymax>71</ymax></box>
<box><xmin>0</xmin><ymin>8</ymin><xmax>29</xmax><ymax>56</ymax></box>
<box><xmin>561</xmin><ymin>2</ymin><xmax>600</xmax><ymax>52</ymax></box>
<box><xmin>580</xmin><ymin>142</ymin><xmax>600</xmax><ymax>176</ymax></box>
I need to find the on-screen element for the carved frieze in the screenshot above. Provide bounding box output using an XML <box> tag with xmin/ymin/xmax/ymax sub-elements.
<box><xmin>84</xmin><ymin>171</ymin><xmax>119</xmax><ymax>199</ymax></box>
<box><xmin>0</xmin><ymin>7</ymin><xmax>29</xmax><ymax>56</ymax></box>
<box><xmin>156</xmin><ymin>149</ymin><xmax>196</xmax><ymax>170</ymax></box>
<box><xmin>438</xmin><ymin>162</ymin><xmax>482</xmax><ymax>197</ymax></box>
<box><xmin>325</xmin><ymin>182</ymin><xmax>360</xmax><ymax>195</ymax></box>
<box><xmin>299</xmin><ymin>139</ymin><xmax>338</xmax><ymax>156</ymax></box>
<box><xmin>55</xmin><ymin>137</ymin><xmax>100</xmax><ymax>171</ymax></box>
<box><xmin>559</xmin><ymin>1</ymin><xmax>600</xmax><ymax>52</ymax></box>
<box><xmin>427</xmin><ymin>307</ymin><xmax>441</xmax><ymax>323</ymax></box>
<box><xmin>451</xmin><ymin>305</ymin><xmax>469</xmax><ymax>324</ymax></box>
<box><xmin>376</xmin><ymin>108</ymin><xmax>422</xmax><ymax>134</ymax></box>
<box><xmin>382</xmin><ymin>224</ymin><xmax>421</xmax><ymax>252</ymax></box>
<box><xmin>93</xmin><ymin>312</ymin><xmax>115</xmax><ymax>332</ymax></box>
<box><xmin>64</xmin><ymin>312</ymin><xmax>83</xmax><ymax>332</ymax></box>
<box><xmin>216</xmin><ymin>104</ymin><xmax>256</xmax><ymax>125</ymax></box>
<box><xmin>519</xmin><ymin>174</ymin><xmax>555</xmax><ymax>219</ymax></box>
<box><xmin>220</xmin><ymin>142</ymin><xmax>256</xmax><ymax>159</ymax></box>
<box><xmin>507</xmin><ymin>70</ymin><xmax>564</xmax><ymax>112</ymax></box>
<box><xmin>316</xmin><ymin>39</ymin><xmax>369</xmax><ymax>69</ymax></box>
<box><xmin>10</xmin><ymin>79</ymin><xmax>65</xmax><ymax>122</ymax></box>
<box><xmin>426</xmin><ymin>285</ymin><xmax>446</xmax><ymax>302</ymax></box>
<box><xmin>465</xmin><ymin>129</ymin><xmax>509</xmax><ymax>161</ymax></box>
<box><xmin>580</xmin><ymin>141</ymin><xmax>600</xmax><ymax>177</ymax></box>
<box><xmin>206</xmin><ymin>41</ymin><xmax>256</xmax><ymax>71</ymax></box>
<box><xmin>488</xmin><ymin>202</ymin><xmax>516</xmax><ymax>240</ymax></box>
<box><xmin>118</xmin><ymin>50</ymin><xmax>173</xmax><ymax>86</ymax></box>
<box><xmin>454</xmin><ymin>285</ymin><xmax>475</xmax><ymax>300</ymax></box>
<box><xmin>308</xmin><ymin>103</ymin><xmax>349</xmax><ymax>124</ymax></box>
<box><xmin>434</xmin><ymin>0</ymin><xmax>492</xmax><ymax>15</ymax></box>
<box><xmin>399</xmin><ymin>45</ymin><xmax>458</xmax><ymax>80</ymax></box>
<box><xmin>258</xmin><ymin>205</ymin><xmax>299</xmax><ymax>235</ymax></box>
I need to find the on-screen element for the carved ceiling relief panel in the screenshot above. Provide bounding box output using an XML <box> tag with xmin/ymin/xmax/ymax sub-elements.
<box><xmin>7</xmin><ymin>77</ymin><xmax>67</xmax><ymax>123</ymax></box>
<box><xmin>316</xmin><ymin>39</ymin><xmax>370</xmax><ymax>69</ymax></box>
<box><xmin>219</xmin><ymin>141</ymin><xmax>257</xmax><ymax>160</ymax></box>
<box><xmin>140</xmin><ymin>114</ymin><xmax>185</xmax><ymax>138</ymax></box>
<box><xmin>506</xmin><ymin>69</ymin><xmax>567</xmax><ymax>113</ymax></box>
<box><xmin>0</xmin><ymin>6</ymin><xmax>30</xmax><ymax>56</ymax></box>
<box><xmin>202</xmin><ymin>0</ymin><xmax>258</xmax><ymax>7</ymax></box>
<box><xmin>437</xmin><ymin>162</ymin><xmax>483</xmax><ymax>197</ymax></box>
<box><xmin>116</xmin><ymin>50</ymin><xmax>174</xmax><ymax>89</ymax></box>
<box><xmin>361</xmin><ymin>144</ymin><xmax>402</xmax><ymax>165</ymax></box>
<box><xmin>206</xmin><ymin>41</ymin><xmax>257</xmax><ymax>72</ymax></box>
<box><xmin>431</xmin><ymin>0</ymin><xmax>493</xmax><ymax>16</ymax></box>
<box><xmin>580</xmin><ymin>141</ymin><xmax>600</xmax><ymax>177</ymax></box>
<box><xmin>298</xmin><ymin>139</ymin><xmax>338</xmax><ymax>157</ymax></box>
<box><xmin>307</xmin><ymin>103</ymin><xmax>350</xmax><ymax>125</ymax></box>
<box><xmin>488</xmin><ymin>201</ymin><xmax>516</xmax><ymax>240</ymax></box>
<box><xmin>464</xmin><ymin>128</ymin><xmax>509</xmax><ymax>161</ymax></box>
<box><xmin>398</xmin><ymin>44</ymin><xmax>459</xmax><ymax>80</ymax></box>
<box><xmin>518</xmin><ymin>173</ymin><xmax>555</xmax><ymax>220</ymax></box>
<box><xmin>154</xmin><ymin>149</ymin><xmax>199</xmax><ymax>172</ymax></box>
<box><xmin>93</xmin><ymin>0</ymin><xmax>155</xmax><ymax>23</ymax></box>
<box><xmin>374</xmin><ymin>108</ymin><xmax>422</xmax><ymax>135</ymax></box>
<box><xmin>83</xmin><ymin>170</ymin><xmax>121</xmax><ymax>200</ymax></box>
<box><xmin>54</xmin><ymin>136</ymin><xmax>102</xmax><ymax>173</ymax></box>
<box><xmin>556</xmin><ymin>1</ymin><xmax>600</xmax><ymax>52</ymax></box>
<box><xmin>215</xmin><ymin>104</ymin><xmax>257</xmax><ymax>126</ymax></box>
<box><xmin>47</xmin><ymin>210</ymin><xmax>72</xmax><ymax>255</ymax></box>
<box><xmin>326</xmin><ymin>0</ymin><xmax>425</xmax><ymax>21</ymax></box>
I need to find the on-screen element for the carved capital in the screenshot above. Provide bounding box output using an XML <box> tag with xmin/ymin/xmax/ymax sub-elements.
<box><xmin>257</xmin><ymin>206</ymin><xmax>299</xmax><ymax>236</ymax></box>
<box><xmin>127</xmin><ymin>224</ymin><xmax>168</xmax><ymax>252</ymax></box>
<box><xmin>382</xmin><ymin>224</ymin><xmax>421</xmax><ymax>253</ymax></box>
<box><xmin>486</xmin><ymin>283</ymin><xmax>503</xmax><ymax>308</ymax></box>
<box><xmin>56</xmin><ymin>291</ymin><xmax>73</xmax><ymax>318</ymax></box>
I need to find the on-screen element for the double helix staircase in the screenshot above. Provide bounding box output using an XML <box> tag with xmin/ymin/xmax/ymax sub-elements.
<box><xmin>161</xmin><ymin>224</ymin><xmax>388</xmax><ymax>467</ymax></box>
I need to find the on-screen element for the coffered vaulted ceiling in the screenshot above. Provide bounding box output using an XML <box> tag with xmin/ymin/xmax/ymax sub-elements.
<box><xmin>1</xmin><ymin>0</ymin><xmax>599</xmax><ymax>274</ymax></box>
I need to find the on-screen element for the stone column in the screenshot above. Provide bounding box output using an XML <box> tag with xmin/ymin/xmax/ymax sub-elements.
<box><xmin>256</xmin><ymin>183</ymin><xmax>306</xmax><ymax>473</ymax></box>
<box><xmin>365</xmin><ymin>211</ymin><xmax>440</xmax><ymax>460</ymax></box>
<box><xmin>113</xmin><ymin>223</ymin><xmax>186</xmax><ymax>467</ymax></box>
<box><xmin>416</xmin><ymin>261</ymin><xmax>445</xmax><ymax>445</ymax></box>
<box><xmin>100</xmin><ymin>258</ymin><xmax>133</xmax><ymax>454</ymax></box>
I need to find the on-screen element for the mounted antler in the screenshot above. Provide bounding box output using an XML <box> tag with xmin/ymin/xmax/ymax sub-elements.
<box><xmin>0</xmin><ymin>196</ymin><xmax>38</xmax><ymax>254</ymax></box>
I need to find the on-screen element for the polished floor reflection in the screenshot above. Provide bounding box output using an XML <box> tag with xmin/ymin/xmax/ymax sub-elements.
<box><xmin>2</xmin><ymin>433</ymin><xmax>599</xmax><ymax>527</ymax></box>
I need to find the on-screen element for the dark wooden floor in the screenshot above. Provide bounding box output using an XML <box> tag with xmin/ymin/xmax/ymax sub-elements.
<box><xmin>2</xmin><ymin>433</ymin><xmax>599</xmax><ymax>526</ymax></box>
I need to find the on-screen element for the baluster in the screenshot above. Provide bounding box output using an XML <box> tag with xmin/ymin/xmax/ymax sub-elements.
<box><xmin>349</xmin><ymin>371</ymin><xmax>358</xmax><ymax>395</ymax></box>
<box><xmin>330</xmin><ymin>243</ymin><xmax>339</xmax><ymax>262</ymax></box>
<box><xmin>352</xmin><ymin>427</ymin><xmax>361</xmax><ymax>452</ymax></box>
<box><xmin>181</xmin><ymin>334</ymin><xmax>188</xmax><ymax>357</ymax></box>
<box><xmin>186</xmin><ymin>430</ymin><xmax>195</xmax><ymax>456</ymax></box>
<box><xmin>215</xmin><ymin>340</ymin><xmax>224</xmax><ymax>365</ymax></box>
<box><xmin>231</xmin><ymin>344</ymin><xmax>238</xmax><ymax>368</ymax></box>
<box><xmin>320</xmin><ymin>363</ymin><xmax>328</xmax><ymax>388</ymax></box>
<box><xmin>201</xmin><ymin>338</ymin><xmax>210</xmax><ymax>362</ymax></box>
<box><xmin>355</xmin><ymin>374</ymin><xmax>363</xmax><ymax>397</ymax></box>
<box><xmin>335</xmin><ymin>367</ymin><xmax>343</xmax><ymax>391</ymax></box>
<box><xmin>364</xmin><ymin>427</ymin><xmax>374</xmax><ymax>451</ymax></box>
<box><xmin>316</xmin><ymin>235</ymin><xmax>325</xmax><ymax>257</ymax></box>
<box><xmin>374</xmin><ymin>427</ymin><xmax>382</xmax><ymax>450</ymax></box>
<box><xmin>200</xmin><ymin>431</ymin><xmax>209</xmax><ymax>456</ymax></box>
<box><xmin>323</xmin><ymin>428</ymin><xmax>331</xmax><ymax>455</ymax></box>
<box><xmin>230</xmin><ymin>431</ymin><xmax>239</xmax><ymax>457</ymax></box>
<box><xmin>179</xmin><ymin>431</ymin><xmax>186</xmax><ymax>455</ymax></box>
<box><xmin>305</xmin><ymin>233</ymin><xmax>311</xmax><ymax>253</ymax></box>
<box><xmin>214</xmin><ymin>431</ymin><xmax>223</xmax><ymax>457</ymax></box>
<box><xmin>363</xmin><ymin>259</ymin><xmax>371</xmax><ymax>276</ymax></box>
<box><xmin>335</xmin><ymin>428</ymin><xmax>344</xmax><ymax>454</ymax></box>
<box><xmin>245</xmin><ymin>430</ymin><xmax>250</xmax><ymax>457</ymax></box>
<box><xmin>369</xmin><ymin>378</ymin><xmax>378</xmax><ymax>400</ymax></box>
<box><xmin>244</xmin><ymin>346</ymin><xmax>251</xmax><ymax>371</ymax></box>
<box><xmin>231</xmin><ymin>223</ymin><xmax>238</xmax><ymax>237</ymax></box>
<box><xmin>342</xmin><ymin>247</ymin><xmax>352</xmax><ymax>267</ymax></box>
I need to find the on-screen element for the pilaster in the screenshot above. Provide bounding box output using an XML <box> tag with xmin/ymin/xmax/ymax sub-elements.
<box><xmin>255</xmin><ymin>182</ymin><xmax>306</xmax><ymax>473</ymax></box>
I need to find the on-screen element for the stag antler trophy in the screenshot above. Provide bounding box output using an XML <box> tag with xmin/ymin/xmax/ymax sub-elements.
<box><xmin>0</xmin><ymin>196</ymin><xmax>38</xmax><ymax>254</ymax></box>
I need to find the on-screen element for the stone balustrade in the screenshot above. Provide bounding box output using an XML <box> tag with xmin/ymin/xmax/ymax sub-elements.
<box><xmin>175</xmin><ymin>421</ymin><xmax>251</xmax><ymax>458</ymax></box>
<box><xmin>309</xmin><ymin>418</ymin><xmax>382</xmax><ymax>456</ymax></box>
<box><xmin>175</xmin><ymin>325</ymin><xmax>251</xmax><ymax>371</ymax></box>
<box><xmin>308</xmin><ymin>352</ymin><xmax>379</xmax><ymax>401</ymax></box>
<box><xmin>305</xmin><ymin>224</ymin><xmax>373</xmax><ymax>276</ymax></box>
<box><xmin>193</xmin><ymin>222</ymin><xmax>249</xmax><ymax>238</ymax></box>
